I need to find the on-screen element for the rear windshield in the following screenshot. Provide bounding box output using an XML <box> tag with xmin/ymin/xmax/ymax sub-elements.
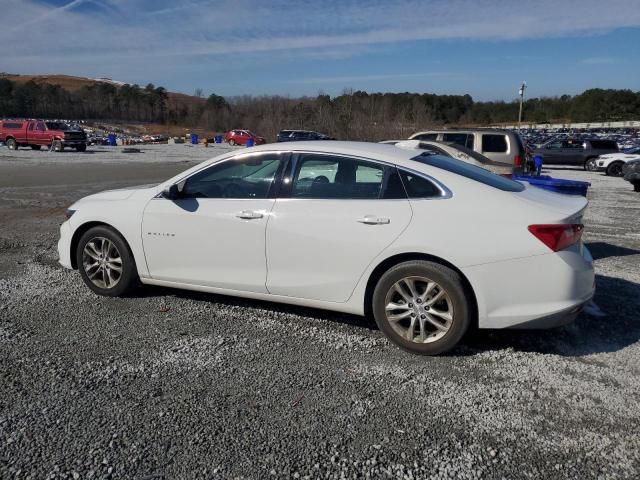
<box><xmin>411</xmin><ymin>154</ymin><xmax>524</xmax><ymax>192</ymax></box>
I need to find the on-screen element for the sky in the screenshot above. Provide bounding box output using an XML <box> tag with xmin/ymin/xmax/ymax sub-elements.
<box><xmin>1</xmin><ymin>0</ymin><xmax>639</xmax><ymax>101</ymax></box>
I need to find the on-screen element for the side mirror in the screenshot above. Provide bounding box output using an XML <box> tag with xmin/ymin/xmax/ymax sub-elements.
<box><xmin>162</xmin><ymin>184</ymin><xmax>181</xmax><ymax>200</ymax></box>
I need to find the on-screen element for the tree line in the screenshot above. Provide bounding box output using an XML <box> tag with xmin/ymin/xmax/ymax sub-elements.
<box><xmin>1</xmin><ymin>78</ymin><xmax>639</xmax><ymax>141</ymax></box>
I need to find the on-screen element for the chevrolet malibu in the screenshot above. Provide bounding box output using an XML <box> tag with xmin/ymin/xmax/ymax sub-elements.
<box><xmin>58</xmin><ymin>142</ymin><xmax>595</xmax><ymax>355</ymax></box>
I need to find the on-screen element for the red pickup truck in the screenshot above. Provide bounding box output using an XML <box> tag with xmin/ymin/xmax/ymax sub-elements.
<box><xmin>0</xmin><ymin>119</ymin><xmax>87</xmax><ymax>152</ymax></box>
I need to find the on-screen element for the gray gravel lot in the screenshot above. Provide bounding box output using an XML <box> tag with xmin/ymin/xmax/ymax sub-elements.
<box><xmin>1</xmin><ymin>145</ymin><xmax>639</xmax><ymax>479</ymax></box>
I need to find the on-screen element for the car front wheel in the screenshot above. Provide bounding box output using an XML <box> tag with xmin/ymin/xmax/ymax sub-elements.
<box><xmin>372</xmin><ymin>261</ymin><xmax>471</xmax><ymax>355</ymax></box>
<box><xmin>585</xmin><ymin>158</ymin><xmax>598</xmax><ymax>171</ymax></box>
<box><xmin>606</xmin><ymin>161</ymin><xmax>624</xmax><ymax>177</ymax></box>
<box><xmin>76</xmin><ymin>226</ymin><xmax>138</xmax><ymax>297</ymax></box>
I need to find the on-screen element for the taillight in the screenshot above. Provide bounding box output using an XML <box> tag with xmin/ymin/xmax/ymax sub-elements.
<box><xmin>528</xmin><ymin>224</ymin><xmax>584</xmax><ymax>252</ymax></box>
<box><xmin>513</xmin><ymin>154</ymin><xmax>523</xmax><ymax>167</ymax></box>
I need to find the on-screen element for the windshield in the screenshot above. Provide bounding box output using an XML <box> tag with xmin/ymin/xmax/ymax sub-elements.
<box><xmin>45</xmin><ymin>122</ymin><xmax>70</xmax><ymax>131</ymax></box>
<box><xmin>411</xmin><ymin>153</ymin><xmax>525</xmax><ymax>192</ymax></box>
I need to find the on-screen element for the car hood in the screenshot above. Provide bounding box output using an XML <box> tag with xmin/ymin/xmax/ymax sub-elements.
<box><xmin>76</xmin><ymin>184</ymin><xmax>157</xmax><ymax>203</ymax></box>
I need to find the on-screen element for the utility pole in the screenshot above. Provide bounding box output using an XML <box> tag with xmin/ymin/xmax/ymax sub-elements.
<box><xmin>518</xmin><ymin>81</ymin><xmax>527</xmax><ymax>129</ymax></box>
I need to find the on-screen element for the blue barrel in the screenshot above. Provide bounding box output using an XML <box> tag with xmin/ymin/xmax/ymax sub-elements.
<box><xmin>107</xmin><ymin>133</ymin><xmax>117</xmax><ymax>146</ymax></box>
<box><xmin>215</xmin><ymin>135</ymin><xmax>222</xmax><ymax>144</ymax></box>
<box><xmin>191</xmin><ymin>134</ymin><xmax>199</xmax><ymax>145</ymax></box>
<box><xmin>246</xmin><ymin>138</ymin><xmax>254</xmax><ymax>147</ymax></box>
<box><xmin>513</xmin><ymin>175</ymin><xmax>591</xmax><ymax>197</ymax></box>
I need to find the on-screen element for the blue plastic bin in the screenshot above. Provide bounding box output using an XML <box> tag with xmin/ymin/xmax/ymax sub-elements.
<box><xmin>246</xmin><ymin>138</ymin><xmax>254</xmax><ymax>147</ymax></box>
<box><xmin>107</xmin><ymin>133</ymin><xmax>117</xmax><ymax>146</ymax></box>
<box><xmin>215</xmin><ymin>135</ymin><xmax>222</xmax><ymax>144</ymax></box>
<box><xmin>191</xmin><ymin>134</ymin><xmax>199</xmax><ymax>145</ymax></box>
<box><xmin>513</xmin><ymin>175</ymin><xmax>591</xmax><ymax>197</ymax></box>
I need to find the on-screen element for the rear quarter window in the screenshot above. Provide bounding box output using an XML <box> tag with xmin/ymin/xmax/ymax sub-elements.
<box><xmin>1</xmin><ymin>122</ymin><xmax>24</xmax><ymax>129</ymax></box>
<box><xmin>411</xmin><ymin>154</ymin><xmax>524</xmax><ymax>192</ymax></box>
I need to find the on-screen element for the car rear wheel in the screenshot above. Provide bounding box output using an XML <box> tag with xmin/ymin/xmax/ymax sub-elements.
<box><xmin>6</xmin><ymin>138</ymin><xmax>17</xmax><ymax>150</ymax></box>
<box><xmin>75</xmin><ymin>144</ymin><xmax>87</xmax><ymax>152</ymax></box>
<box><xmin>76</xmin><ymin>226</ymin><xmax>138</xmax><ymax>297</ymax></box>
<box><xmin>229</xmin><ymin>139</ymin><xmax>236</xmax><ymax>146</ymax></box>
<box><xmin>53</xmin><ymin>140</ymin><xmax>63</xmax><ymax>152</ymax></box>
<box><xmin>372</xmin><ymin>261</ymin><xmax>471</xmax><ymax>355</ymax></box>
<box><xmin>606</xmin><ymin>161</ymin><xmax>624</xmax><ymax>177</ymax></box>
<box><xmin>585</xmin><ymin>158</ymin><xmax>598</xmax><ymax>171</ymax></box>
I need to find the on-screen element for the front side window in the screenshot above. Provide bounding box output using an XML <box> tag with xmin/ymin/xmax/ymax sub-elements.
<box><xmin>181</xmin><ymin>154</ymin><xmax>283</xmax><ymax>199</ymax></box>
<box><xmin>481</xmin><ymin>134</ymin><xmax>508</xmax><ymax>153</ymax></box>
<box><xmin>36</xmin><ymin>122</ymin><xmax>46</xmax><ymax>132</ymax></box>
<box><xmin>291</xmin><ymin>154</ymin><xmax>384</xmax><ymax>199</ymax></box>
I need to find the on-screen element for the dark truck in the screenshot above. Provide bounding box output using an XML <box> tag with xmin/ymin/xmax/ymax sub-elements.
<box><xmin>0</xmin><ymin>119</ymin><xmax>87</xmax><ymax>152</ymax></box>
<box><xmin>532</xmin><ymin>138</ymin><xmax>618</xmax><ymax>170</ymax></box>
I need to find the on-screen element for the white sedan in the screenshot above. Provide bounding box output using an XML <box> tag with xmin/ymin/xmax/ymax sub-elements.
<box><xmin>57</xmin><ymin>142</ymin><xmax>595</xmax><ymax>355</ymax></box>
<box><xmin>591</xmin><ymin>146</ymin><xmax>640</xmax><ymax>176</ymax></box>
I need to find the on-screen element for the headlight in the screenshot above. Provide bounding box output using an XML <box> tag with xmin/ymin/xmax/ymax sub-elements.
<box><xmin>65</xmin><ymin>209</ymin><xmax>76</xmax><ymax>219</ymax></box>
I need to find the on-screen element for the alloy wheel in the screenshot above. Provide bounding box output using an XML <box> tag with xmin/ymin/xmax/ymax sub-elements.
<box><xmin>82</xmin><ymin>237</ymin><xmax>123</xmax><ymax>289</ymax></box>
<box><xmin>384</xmin><ymin>276</ymin><xmax>454</xmax><ymax>344</ymax></box>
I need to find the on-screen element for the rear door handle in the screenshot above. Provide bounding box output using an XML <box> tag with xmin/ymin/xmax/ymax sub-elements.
<box><xmin>357</xmin><ymin>215</ymin><xmax>390</xmax><ymax>225</ymax></box>
<box><xmin>236</xmin><ymin>210</ymin><xmax>264</xmax><ymax>220</ymax></box>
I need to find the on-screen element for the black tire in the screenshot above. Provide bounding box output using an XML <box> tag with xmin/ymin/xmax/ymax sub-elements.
<box><xmin>372</xmin><ymin>260</ymin><xmax>471</xmax><ymax>355</ymax></box>
<box><xmin>75</xmin><ymin>144</ymin><xmax>87</xmax><ymax>152</ymax></box>
<box><xmin>633</xmin><ymin>181</ymin><xmax>640</xmax><ymax>193</ymax></box>
<box><xmin>31</xmin><ymin>145</ymin><xmax>42</xmax><ymax>151</ymax></box>
<box><xmin>606</xmin><ymin>161</ymin><xmax>624</xmax><ymax>177</ymax></box>
<box><xmin>6</xmin><ymin>138</ymin><xmax>17</xmax><ymax>150</ymax></box>
<box><xmin>53</xmin><ymin>140</ymin><xmax>63</xmax><ymax>152</ymax></box>
<box><xmin>76</xmin><ymin>226</ymin><xmax>138</xmax><ymax>297</ymax></box>
<box><xmin>584</xmin><ymin>157</ymin><xmax>598</xmax><ymax>172</ymax></box>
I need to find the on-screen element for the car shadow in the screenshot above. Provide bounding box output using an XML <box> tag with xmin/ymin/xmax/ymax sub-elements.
<box><xmin>130</xmin><ymin>273</ymin><xmax>639</xmax><ymax>357</ymax></box>
<box><xmin>458</xmin><ymin>274</ymin><xmax>640</xmax><ymax>357</ymax></box>
<box><xmin>586</xmin><ymin>241</ymin><xmax>640</xmax><ymax>261</ymax></box>
<box><xmin>130</xmin><ymin>284</ymin><xmax>377</xmax><ymax>331</ymax></box>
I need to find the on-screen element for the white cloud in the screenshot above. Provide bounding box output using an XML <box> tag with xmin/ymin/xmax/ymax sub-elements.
<box><xmin>0</xmin><ymin>0</ymin><xmax>638</xmax><ymax>92</ymax></box>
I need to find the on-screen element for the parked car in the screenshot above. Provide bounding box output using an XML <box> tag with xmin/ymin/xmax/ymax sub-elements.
<box><xmin>0</xmin><ymin>119</ymin><xmax>88</xmax><ymax>152</ymax></box>
<box><xmin>589</xmin><ymin>146</ymin><xmax>640</xmax><ymax>176</ymax></box>
<box><xmin>408</xmin><ymin>129</ymin><xmax>527</xmax><ymax>171</ymax></box>
<box><xmin>223</xmin><ymin>129</ymin><xmax>265</xmax><ymax>146</ymax></box>
<box><xmin>58</xmin><ymin>142</ymin><xmax>594</xmax><ymax>355</ymax></box>
<box><xmin>622</xmin><ymin>159</ymin><xmax>640</xmax><ymax>192</ymax></box>
<box><xmin>276</xmin><ymin>130</ymin><xmax>333</xmax><ymax>142</ymax></box>
<box><xmin>383</xmin><ymin>140</ymin><xmax>512</xmax><ymax>175</ymax></box>
<box><xmin>533</xmin><ymin>139</ymin><xmax>618</xmax><ymax>170</ymax></box>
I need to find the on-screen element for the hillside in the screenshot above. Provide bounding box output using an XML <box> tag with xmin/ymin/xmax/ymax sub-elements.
<box><xmin>0</xmin><ymin>73</ymin><xmax>205</xmax><ymax>108</ymax></box>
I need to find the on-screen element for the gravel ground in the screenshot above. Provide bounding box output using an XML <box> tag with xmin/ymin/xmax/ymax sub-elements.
<box><xmin>0</xmin><ymin>145</ymin><xmax>639</xmax><ymax>479</ymax></box>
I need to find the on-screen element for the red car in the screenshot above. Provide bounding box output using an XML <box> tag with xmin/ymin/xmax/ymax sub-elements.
<box><xmin>223</xmin><ymin>129</ymin><xmax>265</xmax><ymax>146</ymax></box>
<box><xmin>0</xmin><ymin>119</ymin><xmax>87</xmax><ymax>152</ymax></box>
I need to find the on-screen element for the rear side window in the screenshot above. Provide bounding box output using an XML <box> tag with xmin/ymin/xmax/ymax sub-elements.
<box><xmin>482</xmin><ymin>134</ymin><xmax>508</xmax><ymax>153</ymax></box>
<box><xmin>413</xmin><ymin>133</ymin><xmax>438</xmax><ymax>141</ymax></box>
<box><xmin>291</xmin><ymin>154</ymin><xmax>384</xmax><ymax>199</ymax></box>
<box><xmin>2</xmin><ymin>122</ymin><xmax>23</xmax><ymax>129</ymax></box>
<box><xmin>443</xmin><ymin>133</ymin><xmax>474</xmax><ymax>149</ymax></box>
<box><xmin>412</xmin><ymin>154</ymin><xmax>525</xmax><ymax>192</ymax></box>
<box><xmin>589</xmin><ymin>140</ymin><xmax>618</xmax><ymax>150</ymax></box>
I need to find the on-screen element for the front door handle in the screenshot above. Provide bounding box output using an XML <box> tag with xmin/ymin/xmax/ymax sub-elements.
<box><xmin>236</xmin><ymin>210</ymin><xmax>264</xmax><ymax>220</ymax></box>
<box><xmin>357</xmin><ymin>215</ymin><xmax>390</xmax><ymax>225</ymax></box>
